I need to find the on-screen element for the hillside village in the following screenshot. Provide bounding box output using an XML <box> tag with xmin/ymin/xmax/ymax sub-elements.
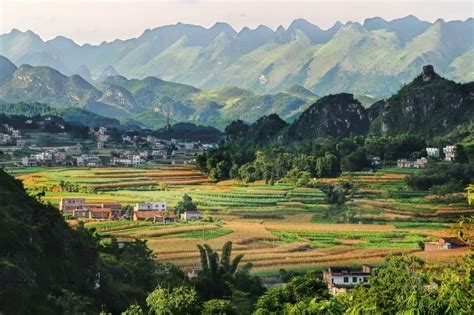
<box><xmin>0</xmin><ymin>123</ymin><xmax>218</xmax><ymax>167</ymax></box>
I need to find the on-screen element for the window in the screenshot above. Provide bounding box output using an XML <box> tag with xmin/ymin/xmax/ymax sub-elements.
<box><xmin>363</xmin><ymin>277</ymin><xmax>368</xmax><ymax>282</ymax></box>
<box><xmin>343</xmin><ymin>277</ymin><xmax>349</xmax><ymax>283</ymax></box>
<box><xmin>352</xmin><ymin>277</ymin><xmax>357</xmax><ymax>283</ymax></box>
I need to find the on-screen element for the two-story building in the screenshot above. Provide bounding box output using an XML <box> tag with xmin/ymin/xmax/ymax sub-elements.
<box><xmin>443</xmin><ymin>145</ymin><xmax>456</xmax><ymax>161</ymax></box>
<box><xmin>323</xmin><ymin>265</ymin><xmax>373</xmax><ymax>295</ymax></box>
<box><xmin>59</xmin><ymin>198</ymin><xmax>87</xmax><ymax>212</ymax></box>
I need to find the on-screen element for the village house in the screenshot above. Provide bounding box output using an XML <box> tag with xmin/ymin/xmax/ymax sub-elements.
<box><xmin>111</xmin><ymin>151</ymin><xmax>145</xmax><ymax>166</ymax></box>
<box><xmin>323</xmin><ymin>265</ymin><xmax>373</xmax><ymax>295</ymax></box>
<box><xmin>0</xmin><ymin>133</ymin><xmax>12</xmax><ymax>145</ymax></box>
<box><xmin>443</xmin><ymin>145</ymin><xmax>456</xmax><ymax>161</ymax></box>
<box><xmin>21</xmin><ymin>156</ymin><xmax>39</xmax><ymax>167</ymax></box>
<box><xmin>88</xmin><ymin>207</ymin><xmax>113</xmax><ymax>220</ymax></box>
<box><xmin>69</xmin><ymin>208</ymin><xmax>90</xmax><ymax>219</ymax></box>
<box><xmin>59</xmin><ymin>198</ymin><xmax>124</xmax><ymax>220</ymax></box>
<box><xmin>16</xmin><ymin>139</ymin><xmax>26</xmax><ymax>148</ymax></box>
<box><xmin>133</xmin><ymin>201</ymin><xmax>167</xmax><ymax>212</ymax></box>
<box><xmin>152</xmin><ymin>149</ymin><xmax>168</xmax><ymax>159</ymax></box>
<box><xmin>133</xmin><ymin>201</ymin><xmax>175</xmax><ymax>223</ymax></box>
<box><xmin>180</xmin><ymin>211</ymin><xmax>203</xmax><ymax>221</ymax></box>
<box><xmin>426</xmin><ymin>147</ymin><xmax>440</xmax><ymax>158</ymax></box>
<box><xmin>59</xmin><ymin>198</ymin><xmax>87</xmax><ymax>212</ymax></box>
<box><xmin>100</xmin><ymin>203</ymin><xmax>124</xmax><ymax>219</ymax></box>
<box><xmin>397</xmin><ymin>157</ymin><xmax>427</xmax><ymax>168</ymax></box>
<box><xmin>133</xmin><ymin>210</ymin><xmax>175</xmax><ymax>223</ymax></box>
<box><xmin>76</xmin><ymin>154</ymin><xmax>102</xmax><ymax>167</ymax></box>
<box><xmin>424</xmin><ymin>238</ymin><xmax>465</xmax><ymax>251</ymax></box>
<box><xmin>172</xmin><ymin>147</ymin><xmax>188</xmax><ymax>158</ymax></box>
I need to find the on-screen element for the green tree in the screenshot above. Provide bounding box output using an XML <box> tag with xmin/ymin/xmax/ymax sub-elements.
<box><xmin>341</xmin><ymin>148</ymin><xmax>368</xmax><ymax>172</ymax></box>
<box><xmin>202</xmin><ymin>299</ymin><xmax>236</xmax><ymax>315</ymax></box>
<box><xmin>174</xmin><ymin>194</ymin><xmax>198</xmax><ymax>217</ymax></box>
<box><xmin>316</xmin><ymin>153</ymin><xmax>340</xmax><ymax>178</ymax></box>
<box><xmin>455</xmin><ymin>144</ymin><xmax>469</xmax><ymax>164</ymax></box>
<box><xmin>146</xmin><ymin>285</ymin><xmax>201</xmax><ymax>315</ymax></box>
<box><xmin>254</xmin><ymin>272</ymin><xmax>329</xmax><ymax>314</ymax></box>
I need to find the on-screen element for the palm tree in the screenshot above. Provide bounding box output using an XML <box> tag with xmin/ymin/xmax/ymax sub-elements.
<box><xmin>195</xmin><ymin>241</ymin><xmax>244</xmax><ymax>299</ymax></box>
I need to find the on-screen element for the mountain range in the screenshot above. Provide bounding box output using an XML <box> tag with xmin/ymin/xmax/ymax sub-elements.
<box><xmin>0</xmin><ymin>56</ymin><xmax>323</xmax><ymax>129</ymax></box>
<box><xmin>1</xmin><ymin>16</ymin><xmax>473</xmax><ymax>97</ymax></box>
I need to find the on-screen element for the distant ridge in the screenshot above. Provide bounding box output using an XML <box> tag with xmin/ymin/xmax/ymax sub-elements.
<box><xmin>1</xmin><ymin>16</ymin><xmax>472</xmax><ymax>96</ymax></box>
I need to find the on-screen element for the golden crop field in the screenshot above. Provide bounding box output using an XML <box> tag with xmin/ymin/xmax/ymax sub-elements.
<box><xmin>9</xmin><ymin>165</ymin><xmax>473</xmax><ymax>272</ymax></box>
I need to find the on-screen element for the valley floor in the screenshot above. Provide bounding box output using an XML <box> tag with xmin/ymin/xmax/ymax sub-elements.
<box><xmin>9</xmin><ymin>165</ymin><xmax>472</xmax><ymax>272</ymax></box>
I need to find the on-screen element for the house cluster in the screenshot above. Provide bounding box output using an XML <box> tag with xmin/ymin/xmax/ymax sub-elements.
<box><xmin>397</xmin><ymin>145</ymin><xmax>457</xmax><ymax>168</ymax></box>
<box><xmin>323</xmin><ymin>265</ymin><xmax>373</xmax><ymax>295</ymax></box>
<box><xmin>423</xmin><ymin>237</ymin><xmax>465</xmax><ymax>251</ymax></box>
<box><xmin>0</xmin><ymin>124</ymin><xmax>24</xmax><ymax>147</ymax></box>
<box><xmin>146</xmin><ymin>137</ymin><xmax>214</xmax><ymax>160</ymax></box>
<box><xmin>426</xmin><ymin>146</ymin><xmax>457</xmax><ymax>161</ymax></box>
<box><xmin>59</xmin><ymin>198</ymin><xmax>203</xmax><ymax>223</ymax></box>
<box><xmin>59</xmin><ymin>198</ymin><xmax>125</xmax><ymax>220</ymax></box>
<box><xmin>21</xmin><ymin>149</ymin><xmax>67</xmax><ymax>166</ymax></box>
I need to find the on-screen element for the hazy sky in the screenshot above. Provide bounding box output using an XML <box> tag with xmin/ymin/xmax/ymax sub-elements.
<box><xmin>1</xmin><ymin>0</ymin><xmax>472</xmax><ymax>45</ymax></box>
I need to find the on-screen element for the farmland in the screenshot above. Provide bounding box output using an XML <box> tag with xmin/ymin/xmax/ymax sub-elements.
<box><xmin>8</xmin><ymin>165</ymin><xmax>472</xmax><ymax>272</ymax></box>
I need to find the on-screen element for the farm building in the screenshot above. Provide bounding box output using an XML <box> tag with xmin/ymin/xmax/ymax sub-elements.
<box><xmin>180</xmin><ymin>211</ymin><xmax>203</xmax><ymax>221</ymax></box>
<box><xmin>424</xmin><ymin>238</ymin><xmax>465</xmax><ymax>251</ymax></box>
<box><xmin>323</xmin><ymin>265</ymin><xmax>373</xmax><ymax>295</ymax></box>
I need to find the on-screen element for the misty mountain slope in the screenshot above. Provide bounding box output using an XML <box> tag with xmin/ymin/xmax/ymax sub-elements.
<box><xmin>0</xmin><ymin>64</ymin><xmax>101</xmax><ymax>107</ymax></box>
<box><xmin>0</xmin><ymin>55</ymin><xmax>17</xmax><ymax>82</ymax></box>
<box><xmin>1</xmin><ymin>16</ymin><xmax>472</xmax><ymax>96</ymax></box>
<box><xmin>0</xmin><ymin>57</ymin><xmax>318</xmax><ymax>128</ymax></box>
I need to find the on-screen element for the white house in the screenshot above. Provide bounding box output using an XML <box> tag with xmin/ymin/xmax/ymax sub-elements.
<box><xmin>180</xmin><ymin>211</ymin><xmax>203</xmax><ymax>221</ymax></box>
<box><xmin>426</xmin><ymin>147</ymin><xmax>440</xmax><ymax>158</ymax></box>
<box><xmin>133</xmin><ymin>201</ymin><xmax>167</xmax><ymax>212</ymax></box>
<box><xmin>323</xmin><ymin>266</ymin><xmax>373</xmax><ymax>295</ymax></box>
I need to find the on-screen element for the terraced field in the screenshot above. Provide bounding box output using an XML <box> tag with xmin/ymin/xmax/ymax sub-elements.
<box><xmin>9</xmin><ymin>165</ymin><xmax>472</xmax><ymax>272</ymax></box>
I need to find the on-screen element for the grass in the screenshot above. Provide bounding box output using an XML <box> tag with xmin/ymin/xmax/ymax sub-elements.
<box><xmin>173</xmin><ymin>228</ymin><xmax>233</xmax><ymax>240</ymax></box>
<box><xmin>272</xmin><ymin>230</ymin><xmax>427</xmax><ymax>249</ymax></box>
